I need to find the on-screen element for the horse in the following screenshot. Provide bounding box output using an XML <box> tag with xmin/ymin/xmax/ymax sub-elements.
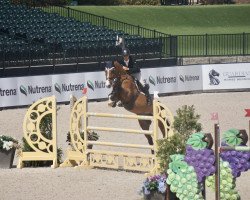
<box><xmin>105</xmin><ymin>61</ymin><xmax>168</xmax><ymax>152</ymax></box>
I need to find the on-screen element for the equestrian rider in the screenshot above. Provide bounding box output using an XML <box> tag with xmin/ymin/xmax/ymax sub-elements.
<box><xmin>118</xmin><ymin>48</ymin><xmax>151</xmax><ymax>105</ymax></box>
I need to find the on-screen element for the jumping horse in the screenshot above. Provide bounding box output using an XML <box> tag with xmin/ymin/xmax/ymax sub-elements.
<box><xmin>105</xmin><ymin>61</ymin><xmax>168</xmax><ymax>152</ymax></box>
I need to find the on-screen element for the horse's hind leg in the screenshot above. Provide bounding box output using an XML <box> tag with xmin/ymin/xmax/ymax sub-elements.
<box><xmin>158</xmin><ymin>120</ymin><xmax>166</xmax><ymax>138</ymax></box>
<box><xmin>138</xmin><ymin>119</ymin><xmax>154</xmax><ymax>154</ymax></box>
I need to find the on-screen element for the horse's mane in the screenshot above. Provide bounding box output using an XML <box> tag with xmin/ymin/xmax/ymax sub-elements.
<box><xmin>113</xmin><ymin>61</ymin><xmax>127</xmax><ymax>76</ymax></box>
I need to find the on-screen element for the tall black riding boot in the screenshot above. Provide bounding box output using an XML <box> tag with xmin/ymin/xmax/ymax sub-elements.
<box><xmin>143</xmin><ymin>84</ymin><xmax>152</xmax><ymax>105</ymax></box>
<box><xmin>136</xmin><ymin>80</ymin><xmax>151</xmax><ymax>105</ymax></box>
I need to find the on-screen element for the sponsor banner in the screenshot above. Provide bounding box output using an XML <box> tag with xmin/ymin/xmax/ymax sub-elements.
<box><xmin>53</xmin><ymin>72</ymin><xmax>110</xmax><ymax>101</ymax></box>
<box><xmin>1</xmin><ymin>63</ymin><xmax>250</xmax><ymax>108</ymax></box>
<box><xmin>53</xmin><ymin>73</ymin><xmax>86</xmax><ymax>102</ymax></box>
<box><xmin>83</xmin><ymin>71</ymin><xmax>110</xmax><ymax>99</ymax></box>
<box><xmin>0</xmin><ymin>72</ymin><xmax>111</xmax><ymax>107</ymax></box>
<box><xmin>18</xmin><ymin>75</ymin><xmax>53</xmax><ymax>106</ymax></box>
<box><xmin>0</xmin><ymin>77</ymin><xmax>18</xmax><ymax>107</ymax></box>
<box><xmin>141</xmin><ymin>67</ymin><xmax>178</xmax><ymax>93</ymax></box>
<box><xmin>203</xmin><ymin>63</ymin><xmax>250</xmax><ymax>90</ymax></box>
<box><xmin>177</xmin><ymin>65</ymin><xmax>203</xmax><ymax>92</ymax></box>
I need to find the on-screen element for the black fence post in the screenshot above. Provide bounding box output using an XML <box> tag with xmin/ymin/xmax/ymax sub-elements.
<box><xmin>243</xmin><ymin>32</ymin><xmax>245</xmax><ymax>56</ymax></box>
<box><xmin>102</xmin><ymin>16</ymin><xmax>105</xmax><ymax>27</ymax></box>
<box><xmin>205</xmin><ymin>33</ymin><xmax>208</xmax><ymax>56</ymax></box>
<box><xmin>154</xmin><ymin>29</ymin><xmax>156</xmax><ymax>38</ymax></box>
<box><xmin>138</xmin><ymin>25</ymin><xmax>140</xmax><ymax>36</ymax></box>
<box><xmin>170</xmin><ymin>35</ymin><xmax>178</xmax><ymax>58</ymax></box>
<box><xmin>160</xmin><ymin>37</ymin><xmax>163</xmax><ymax>59</ymax></box>
<box><xmin>67</xmin><ymin>7</ymin><xmax>70</xmax><ymax>18</ymax></box>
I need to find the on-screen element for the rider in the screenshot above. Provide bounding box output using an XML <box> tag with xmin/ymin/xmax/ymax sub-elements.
<box><xmin>117</xmin><ymin>48</ymin><xmax>151</xmax><ymax>105</ymax></box>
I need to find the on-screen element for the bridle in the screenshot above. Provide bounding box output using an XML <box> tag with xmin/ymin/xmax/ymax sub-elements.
<box><xmin>105</xmin><ymin>66</ymin><xmax>128</xmax><ymax>88</ymax></box>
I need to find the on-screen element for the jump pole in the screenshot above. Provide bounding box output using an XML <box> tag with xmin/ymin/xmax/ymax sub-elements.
<box><xmin>214</xmin><ymin>123</ymin><xmax>220</xmax><ymax>200</ymax></box>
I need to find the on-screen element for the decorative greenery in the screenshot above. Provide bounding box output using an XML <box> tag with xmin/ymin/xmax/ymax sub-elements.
<box><xmin>157</xmin><ymin>134</ymin><xmax>186</xmax><ymax>171</ymax></box>
<box><xmin>168</xmin><ymin>154</ymin><xmax>188</xmax><ymax>174</ymax></box>
<box><xmin>140</xmin><ymin>174</ymin><xmax>167</xmax><ymax>196</ymax></box>
<box><xmin>173</xmin><ymin>105</ymin><xmax>202</xmax><ymax>141</ymax></box>
<box><xmin>186</xmin><ymin>132</ymin><xmax>207</xmax><ymax>150</ymax></box>
<box><xmin>222</xmin><ymin>128</ymin><xmax>242</xmax><ymax>147</ymax></box>
<box><xmin>0</xmin><ymin>135</ymin><xmax>18</xmax><ymax>151</ymax></box>
<box><xmin>21</xmin><ymin>137</ymin><xmax>63</xmax><ymax>167</ymax></box>
<box><xmin>167</xmin><ymin>154</ymin><xmax>203</xmax><ymax>200</ymax></box>
<box><xmin>157</xmin><ymin>105</ymin><xmax>202</xmax><ymax>172</ymax></box>
<box><xmin>20</xmin><ymin>113</ymin><xmax>63</xmax><ymax>167</ymax></box>
<box><xmin>66</xmin><ymin>130</ymin><xmax>99</xmax><ymax>145</ymax></box>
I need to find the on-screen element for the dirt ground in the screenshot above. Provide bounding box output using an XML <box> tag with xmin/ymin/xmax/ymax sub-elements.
<box><xmin>0</xmin><ymin>92</ymin><xmax>250</xmax><ymax>200</ymax></box>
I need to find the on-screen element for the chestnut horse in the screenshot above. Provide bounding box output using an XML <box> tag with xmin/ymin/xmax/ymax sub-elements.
<box><xmin>105</xmin><ymin>61</ymin><xmax>167</xmax><ymax>152</ymax></box>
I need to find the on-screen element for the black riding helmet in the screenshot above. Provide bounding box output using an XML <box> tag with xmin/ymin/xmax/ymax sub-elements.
<box><xmin>122</xmin><ymin>48</ymin><xmax>130</xmax><ymax>57</ymax></box>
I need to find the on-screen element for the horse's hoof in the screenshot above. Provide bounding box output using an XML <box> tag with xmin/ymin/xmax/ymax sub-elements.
<box><xmin>108</xmin><ymin>102</ymin><xmax>116</xmax><ymax>107</ymax></box>
<box><xmin>117</xmin><ymin>101</ymin><xmax>123</xmax><ymax>107</ymax></box>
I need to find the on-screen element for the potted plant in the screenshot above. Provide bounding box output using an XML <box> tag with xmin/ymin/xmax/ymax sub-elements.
<box><xmin>0</xmin><ymin>135</ymin><xmax>18</xmax><ymax>168</ymax></box>
<box><xmin>139</xmin><ymin>174</ymin><xmax>167</xmax><ymax>200</ymax></box>
<box><xmin>66</xmin><ymin>130</ymin><xmax>99</xmax><ymax>149</ymax></box>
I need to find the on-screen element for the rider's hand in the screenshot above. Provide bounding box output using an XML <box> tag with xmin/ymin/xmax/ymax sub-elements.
<box><xmin>123</xmin><ymin>66</ymin><xmax>129</xmax><ymax>70</ymax></box>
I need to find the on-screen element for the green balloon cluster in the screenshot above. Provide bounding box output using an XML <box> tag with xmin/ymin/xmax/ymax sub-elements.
<box><xmin>167</xmin><ymin>154</ymin><xmax>203</xmax><ymax>200</ymax></box>
<box><xmin>206</xmin><ymin>159</ymin><xmax>240</xmax><ymax>200</ymax></box>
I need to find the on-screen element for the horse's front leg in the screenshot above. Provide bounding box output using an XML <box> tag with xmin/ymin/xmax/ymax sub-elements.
<box><xmin>108</xmin><ymin>92</ymin><xmax>117</xmax><ymax>107</ymax></box>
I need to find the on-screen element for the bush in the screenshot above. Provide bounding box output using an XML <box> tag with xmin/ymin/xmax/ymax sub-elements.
<box><xmin>157</xmin><ymin>105</ymin><xmax>202</xmax><ymax>172</ymax></box>
<box><xmin>173</xmin><ymin>105</ymin><xmax>202</xmax><ymax>142</ymax></box>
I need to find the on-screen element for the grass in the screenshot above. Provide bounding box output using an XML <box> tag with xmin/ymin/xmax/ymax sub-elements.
<box><xmin>70</xmin><ymin>4</ymin><xmax>250</xmax><ymax>35</ymax></box>
<box><xmin>43</xmin><ymin>5</ymin><xmax>250</xmax><ymax>56</ymax></box>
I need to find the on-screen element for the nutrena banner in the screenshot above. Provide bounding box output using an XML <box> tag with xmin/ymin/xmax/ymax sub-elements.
<box><xmin>0</xmin><ymin>63</ymin><xmax>250</xmax><ymax>108</ymax></box>
<box><xmin>0</xmin><ymin>72</ymin><xmax>110</xmax><ymax>107</ymax></box>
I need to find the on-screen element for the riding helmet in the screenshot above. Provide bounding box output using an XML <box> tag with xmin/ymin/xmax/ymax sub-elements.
<box><xmin>122</xmin><ymin>48</ymin><xmax>130</xmax><ymax>57</ymax></box>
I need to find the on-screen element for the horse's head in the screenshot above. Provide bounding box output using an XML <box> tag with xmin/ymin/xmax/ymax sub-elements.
<box><xmin>105</xmin><ymin>66</ymin><xmax>115</xmax><ymax>88</ymax></box>
<box><xmin>104</xmin><ymin>61</ymin><xmax>127</xmax><ymax>88</ymax></box>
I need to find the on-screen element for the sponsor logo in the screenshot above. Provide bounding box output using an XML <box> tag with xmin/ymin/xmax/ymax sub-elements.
<box><xmin>20</xmin><ymin>85</ymin><xmax>52</xmax><ymax>95</ymax></box>
<box><xmin>149</xmin><ymin>76</ymin><xmax>156</xmax><ymax>86</ymax></box>
<box><xmin>209</xmin><ymin>69</ymin><xmax>220</xmax><ymax>85</ymax></box>
<box><xmin>87</xmin><ymin>80</ymin><xmax>106</xmax><ymax>91</ymax></box>
<box><xmin>223</xmin><ymin>71</ymin><xmax>250</xmax><ymax>78</ymax></box>
<box><xmin>0</xmin><ymin>88</ymin><xmax>17</xmax><ymax>96</ymax></box>
<box><xmin>222</xmin><ymin>70</ymin><xmax>250</xmax><ymax>81</ymax></box>
<box><xmin>20</xmin><ymin>85</ymin><xmax>28</xmax><ymax>96</ymax></box>
<box><xmin>148</xmin><ymin>75</ymin><xmax>176</xmax><ymax>85</ymax></box>
<box><xmin>54</xmin><ymin>83</ymin><xmax>84</xmax><ymax>93</ymax></box>
<box><xmin>54</xmin><ymin>83</ymin><xmax>61</xmax><ymax>94</ymax></box>
<box><xmin>87</xmin><ymin>80</ymin><xmax>94</xmax><ymax>91</ymax></box>
<box><xmin>179</xmin><ymin>75</ymin><xmax>200</xmax><ymax>83</ymax></box>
